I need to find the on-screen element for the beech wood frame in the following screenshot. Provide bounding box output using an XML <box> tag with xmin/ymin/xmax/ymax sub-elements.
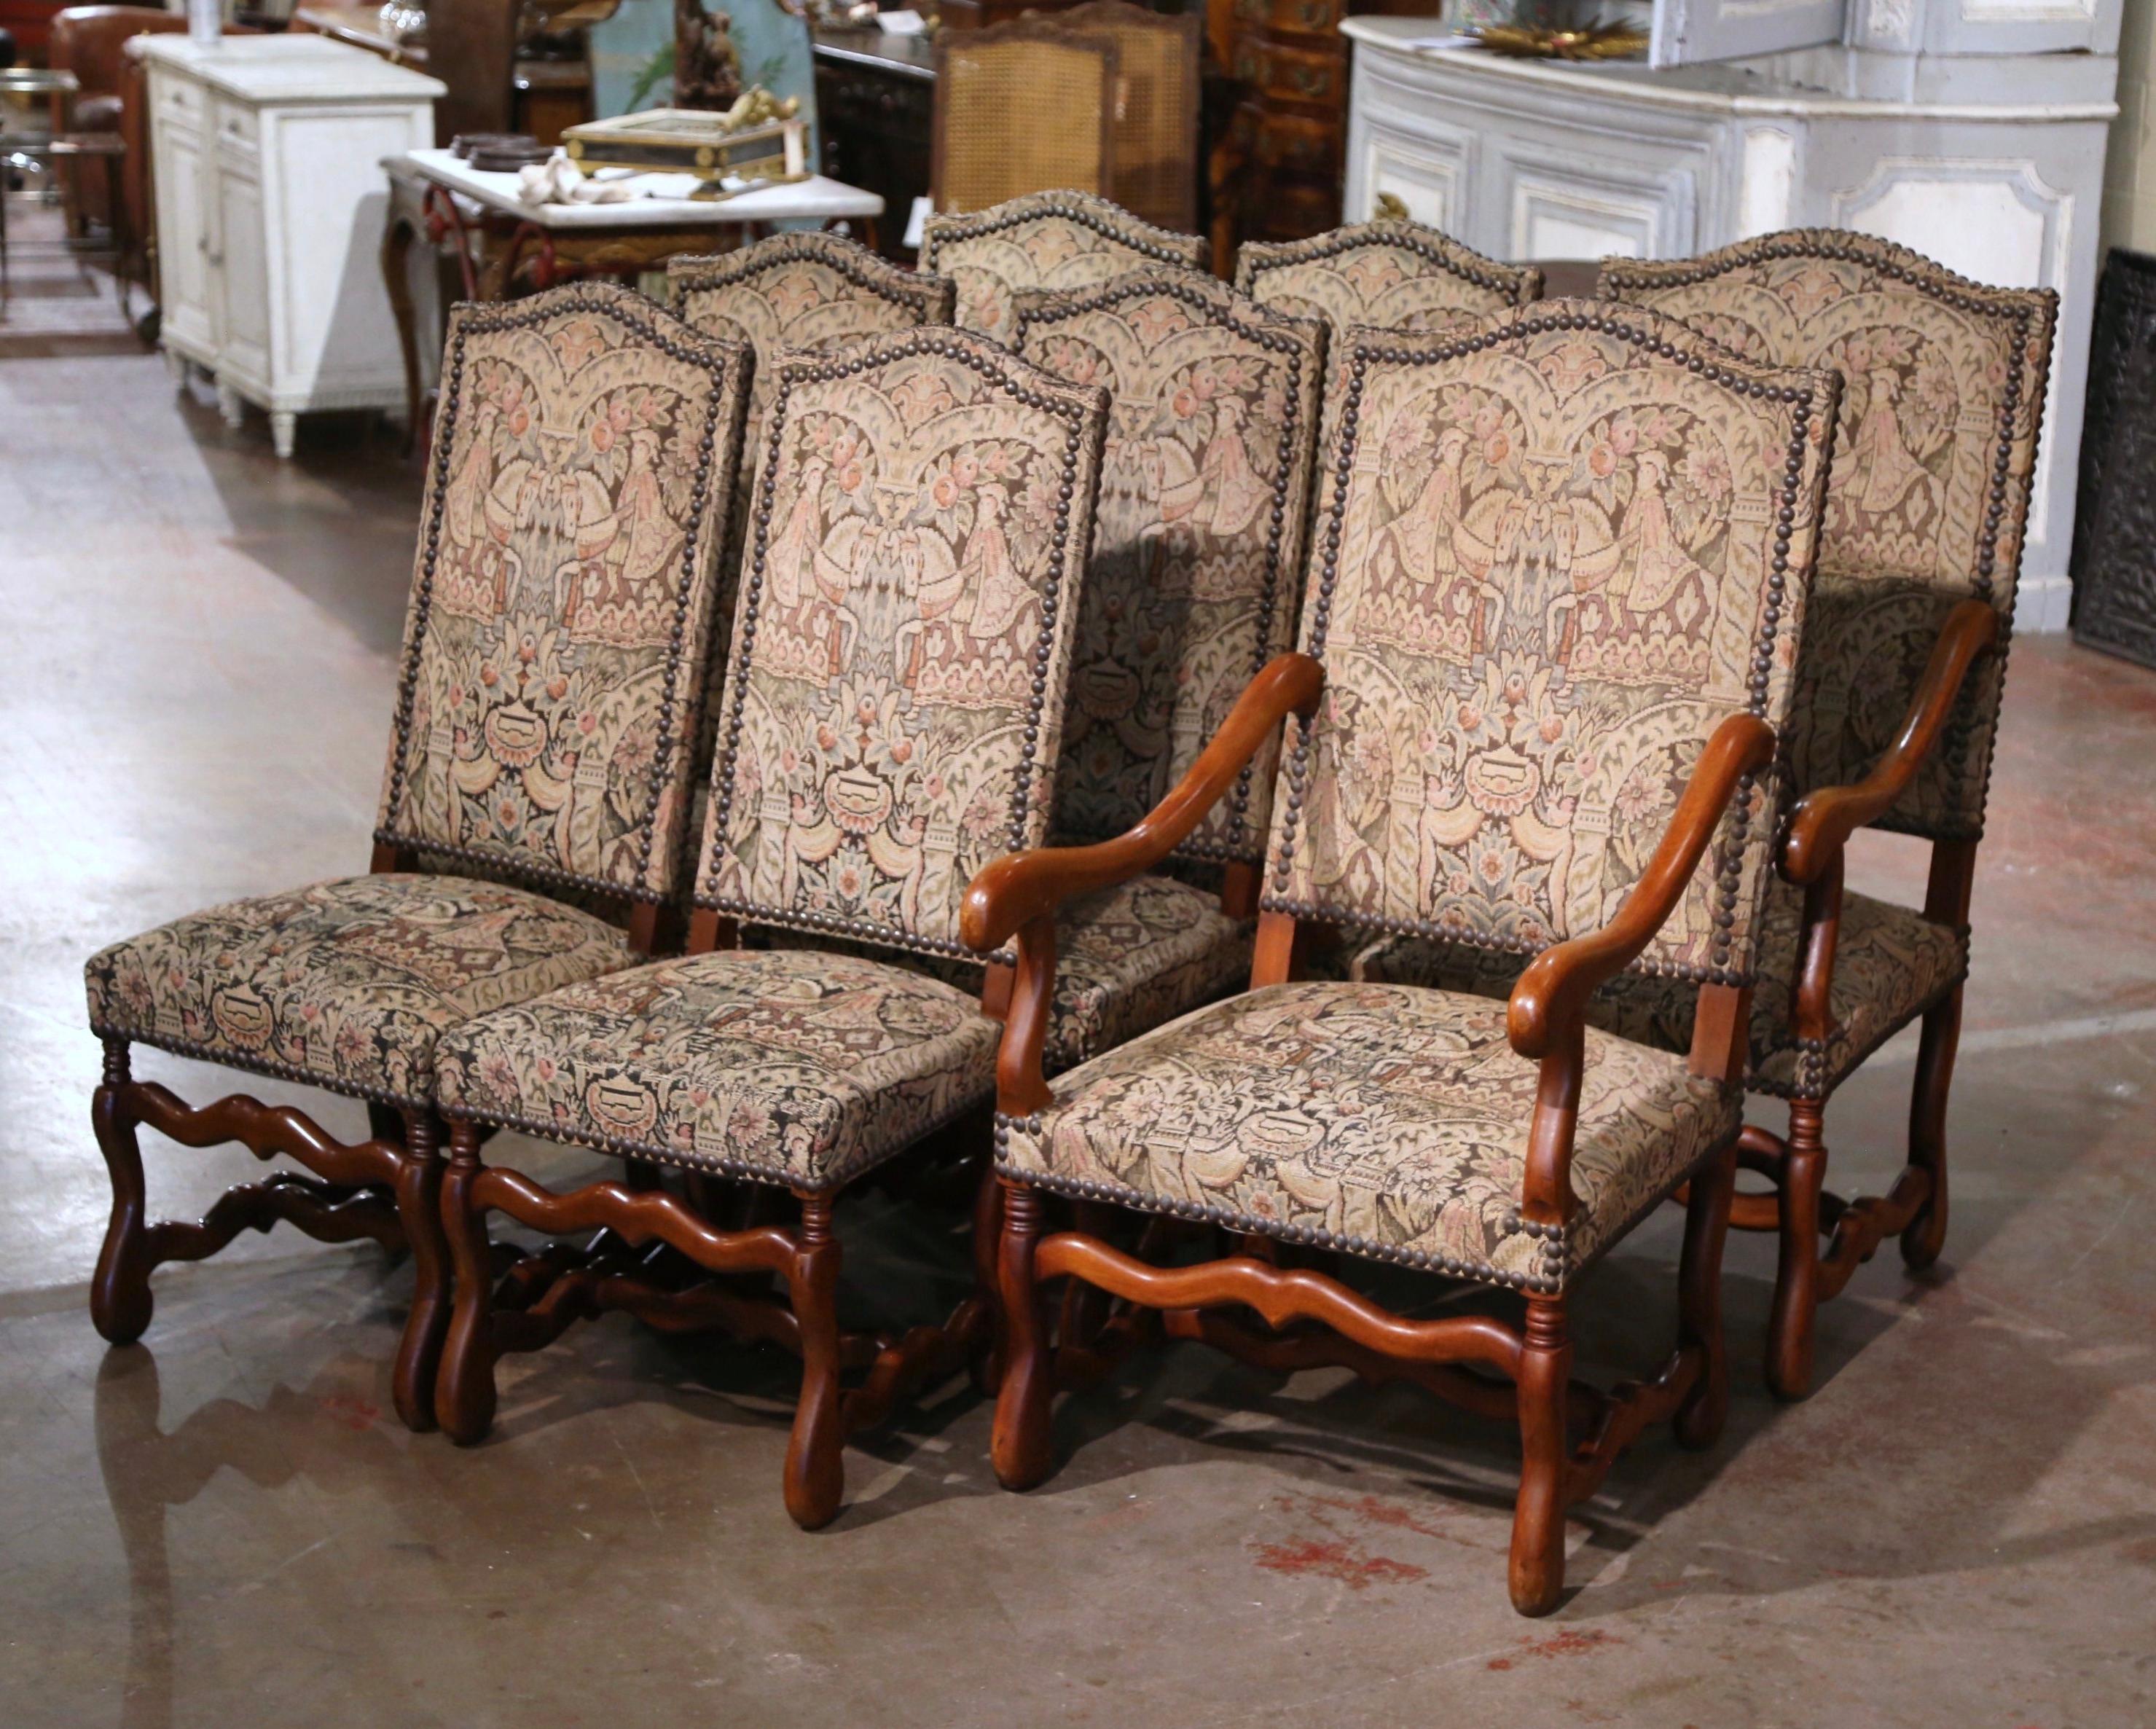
<box><xmin>1733</xmin><ymin>596</ymin><xmax>2000</xmax><ymax>1396</ymax></box>
<box><xmin>963</xmin><ymin>653</ymin><xmax>1774</xmax><ymax>1615</ymax></box>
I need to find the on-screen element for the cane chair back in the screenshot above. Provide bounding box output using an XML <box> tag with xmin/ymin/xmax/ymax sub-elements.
<box><xmin>1056</xmin><ymin>1</ymin><xmax>1202</xmax><ymax>236</ymax></box>
<box><xmin>1270</xmin><ymin>301</ymin><xmax>1838</xmax><ymax>985</ymax></box>
<box><xmin>922</xmin><ymin>189</ymin><xmax>1212</xmax><ymax>347</ymax></box>
<box><xmin>1600</xmin><ymin>233</ymin><xmax>2056</xmax><ymax>842</ymax></box>
<box><xmin>1014</xmin><ymin>273</ymin><xmax>1325</xmax><ymax>864</ymax></box>
<box><xmin>932</xmin><ymin>21</ymin><xmax>1118</xmax><ymax>226</ymax></box>
<box><xmin>697</xmin><ymin>327</ymin><xmax>1110</xmax><ymax>967</ymax></box>
<box><xmin>375</xmin><ymin>283</ymin><xmax>753</xmax><ymax>908</ymax></box>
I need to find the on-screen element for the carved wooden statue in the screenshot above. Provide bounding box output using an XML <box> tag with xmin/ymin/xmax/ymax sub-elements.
<box><xmin>675</xmin><ymin>0</ymin><xmax>742</xmax><ymax>111</ymax></box>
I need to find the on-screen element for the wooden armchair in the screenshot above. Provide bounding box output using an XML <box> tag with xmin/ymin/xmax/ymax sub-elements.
<box><xmin>82</xmin><ymin>285</ymin><xmax>754</xmax><ymax>1432</ymax></box>
<box><xmin>968</xmin><ymin>300</ymin><xmax>1838</xmax><ymax>1615</ymax></box>
<box><xmin>1356</xmin><ymin>235</ymin><xmax>2055</xmax><ymax>1397</ymax></box>
<box><xmin>922</xmin><ymin>188</ymin><xmax>1210</xmax><ymax>345</ymax></box>
<box><xmin>931</xmin><ymin>19</ymin><xmax>1118</xmax><ymax>224</ymax></box>
<box><xmin>1055</xmin><ymin>1</ymin><xmax>1202</xmax><ymax>237</ymax></box>
<box><xmin>426</xmin><ymin>327</ymin><xmax>1109</xmax><ymax>1528</ymax></box>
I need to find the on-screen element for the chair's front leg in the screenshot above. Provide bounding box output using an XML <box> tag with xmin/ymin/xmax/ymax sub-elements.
<box><xmin>990</xmin><ymin>1178</ymin><xmax>1056</xmax><ymax>1491</ymax></box>
<box><xmin>1766</xmin><ymin>1097</ymin><xmax>1827</xmax><ymax>1400</ymax></box>
<box><xmin>1509</xmin><ymin>1296</ymin><xmax>1572</xmax><ymax>1618</ymax></box>
<box><xmin>388</xmin><ymin>1110</ymin><xmax>450</xmax><ymax>1434</ymax></box>
<box><xmin>1676</xmin><ymin>1142</ymin><xmax>1736</xmax><ymax>1448</ymax></box>
<box><xmin>436</xmin><ymin>1121</ymin><xmax>500</xmax><ymax>1446</ymax></box>
<box><xmin>782</xmin><ymin>1192</ymin><xmax>845</xmax><ymax>1530</ymax></box>
<box><xmin>90</xmin><ymin>1038</ymin><xmax>154</xmax><ymax>1346</ymax></box>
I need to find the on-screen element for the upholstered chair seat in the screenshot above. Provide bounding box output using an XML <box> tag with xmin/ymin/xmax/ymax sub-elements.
<box><xmin>1353</xmin><ymin>878</ymin><xmax>1968</xmax><ymax>1103</ymax></box>
<box><xmin>999</xmin><ymin>981</ymin><xmax>1739</xmax><ymax>1293</ymax></box>
<box><xmin>86</xmin><ymin>875</ymin><xmax>635</xmax><ymax>1110</ymax></box>
<box><xmin>437</xmin><ymin>949</ymin><xmax>1000</xmax><ymax>1192</ymax></box>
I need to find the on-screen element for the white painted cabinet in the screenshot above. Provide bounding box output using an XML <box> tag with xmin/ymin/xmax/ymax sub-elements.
<box><xmin>141</xmin><ymin>36</ymin><xmax>442</xmax><ymax>458</ymax></box>
<box><xmin>1340</xmin><ymin>15</ymin><xmax>2119</xmax><ymax>628</ymax></box>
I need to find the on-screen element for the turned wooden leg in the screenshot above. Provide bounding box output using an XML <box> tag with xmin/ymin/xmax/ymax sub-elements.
<box><xmin>1675</xmin><ymin>1143</ymin><xmax>1736</xmax><ymax>1450</ymax></box>
<box><xmin>1766</xmin><ymin>1098</ymin><xmax>1827</xmax><ymax>1400</ymax></box>
<box><xmin>434</xmin><ymin>1122</ymin><xmax>499</xmax><ymax>1445</ymax></box>
<box><xmin>1509</xmin><ymin>1297</ymin><xmax>1572</xmax><ymax>1618</ymax></box>
<box><xmin>782</xmin><ymin>1192</ymin><xmax>846</xmax><ymax>1530</ymax></box>
<box><xmin>1902</xmin><ymin>980</ymin><xmax>1961</xmax><ymax>1272</ymax></box>
<box><xmin>992</xmin><ymin>1180</ymin><xmax>1057</xmax><ymax>1491</ymax></box>
<box><xmin>388</xmin><ymin>1111</ymin><xmax>450</xmax><ymax>1435</ymax></box>
<box><xmin>91</xmin><ymin>1039</ymin><xmax>155</xmax><ymax>1346</ymax></box>
<box><xmin>970</xmin><ymin>1158</ymin><xmax>1005</xmax><ymax>1394</ymax></box>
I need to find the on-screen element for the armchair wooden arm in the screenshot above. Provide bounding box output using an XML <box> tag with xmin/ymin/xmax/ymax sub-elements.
<box><xmin>1782</xmin><ymin>599</ymin><xmax>1999</xmax><ymax>885</ymax></box>
<box><xmin>1509</xmin><ymin>712</ymin><xmax>1777</xmax><ymax>1063</ymax></box>
<box><xmin>960</xmin><ymin>652</ymin><xmax>1323</xmax><ymax>954</ymax></box>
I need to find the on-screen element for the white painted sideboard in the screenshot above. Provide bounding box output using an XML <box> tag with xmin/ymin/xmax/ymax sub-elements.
<box><xmin>1340</xmin><ymin>14</ymin><xmax>2119</xmax><ymax>628</ymax></box>
<box><xmin>141</xmin><ymin>36</ymin><xmax>443</xmax><ymax>458</ymax></box>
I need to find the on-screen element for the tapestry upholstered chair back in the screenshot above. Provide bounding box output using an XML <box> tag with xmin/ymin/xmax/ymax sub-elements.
<box><xmin>670</xmin><ymin>232</ymin><xmax>957</xmax><ymax>495</ymax></box>
<box><xmin>1235</xmin><ymin>219</ymin><xmax>1542</xmax><ymax>337</ymax></box>
<box><xmin>1599</xmin><ymin>233</ymin><xmax>2056</xmax><ymax>842</ymax></box>
<box><xmin>374</xmin><ymin>283</ymin><xmax>754</xmax><ymax>909</ymax></box>
<box><xmin>922</xmin><ymin>190</ymin><xmax>1212</xmax><ymax>348</ymax></box>
<box><xmin>1013</xmin><ymin>272</ymin><xmax>1325</xmax><ymax>866</ymax></box>
<box><xmin>694</xmin><ymin>326</ymin><xmax>1109</xmax><ymax>967</ymax></box>
<box><xmin>1267</xmin><ymin>301</ymin><xmax>1838</xmax><ymax>984</ymax></box>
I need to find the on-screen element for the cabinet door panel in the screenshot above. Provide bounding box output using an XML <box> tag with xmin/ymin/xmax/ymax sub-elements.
<box><xmin>155</xmin><ymin>117</ymin><xmax>216</xmax><ymax>357</ymax></box>
<box><xmin>215</xmin><ymin>160</ymin><xmax>271</xmax><ymax>386</ymax></box>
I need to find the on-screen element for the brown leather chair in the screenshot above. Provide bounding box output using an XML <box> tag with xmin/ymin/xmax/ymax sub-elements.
<box><xmin>50</xmin><ymin>7</ymin><xmax>181</xmax><ymax>237</ymax></box>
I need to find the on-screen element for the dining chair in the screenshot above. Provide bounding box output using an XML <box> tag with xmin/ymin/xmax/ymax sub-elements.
<box><xmin>967</xmin><ymin>299</ymin><xmax>1838</xmax><ymax>1614</ymax></box>
<box><xmin>1357</xmin><ymin>234</ymin><xmax>2055</xmax><ymax>1395</ymax></box>
<box><xmin>922</xmin><ymin>188</ymin><xmax>1211</xmax><ymax>348</ymax></box>
<box><xmin>932</xmin><ymin>20</ymin><xmax>1119</xmax><ymax>229</ymax></box>
<box><xmin>1055</xmin><ymin>0</ymin><xmax>1203</xmax><ymax>237</ymax></box>
<box><xmin>1236</xmin><ymin>216</ymin><xmax>1542</xmax><ymax>459</ymax></box>
<box><xmin>82</xmin><ymin>283</ymin><xmax>754</xmax><ymax>1430</ymax></box>
<box><xmin>426</xmin><ymin>325</ymin><xmax>1109</xmax><ymax>1528</ymax></box>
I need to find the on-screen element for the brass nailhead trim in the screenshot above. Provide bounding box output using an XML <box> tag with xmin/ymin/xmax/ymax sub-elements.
<box><xmin>1238</xmin><ymin>219</ymin><xmax>1535</xmax><ymax>302</ymax></box>
<box><xmin>920</xmin><ymin>190</ymin><xmax>1207</xmax><ymax>276</ymax></box>
<box><xmin>673</xmin><ymin>229</ymin><xmax>954</xmax><ymax>322</ymax></box>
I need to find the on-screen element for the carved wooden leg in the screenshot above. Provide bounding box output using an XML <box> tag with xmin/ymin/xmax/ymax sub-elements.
<box><xmin>388</xmin><ymin>1111</ymin><xmax>450</xmax><ymax>1435</ymax></box>
<box><xmin>782</xmin><ymin>1192</ymin><xmax>846</xmax><ymax>1530</ymax></box>
<box><xmin>91</xmin><ymin>1040</ymin><xmax>155</xmax><ymax>1346</ymax></box>
<box><xmin>1675</xmin><ymin>1143</ymin><xmax>1736</xmax><ymax>1449</ymax></box>
<box><xmin>435</xmin><ymin>1122</ymin><xmax>499</xmax><ymax>1445</ymax></box>
<box><xmin>1902</xmin><ymin>979</ymin><xmax>1961</xmax><ymax>1271</ymax></box>
<box><xmin>971</xmin><ymin>1158</ymin><xmax>1004</xmax><ymax>1394</ymax></box>
<box><xmin>1766</xmin><ymin>1098</ymin><xmax>1827</xmax><ymax>1400</ymax></box>
<box><xmin>992</xmin><ymin>1180</ymin><xmax>1057</xmax><ymax>1491</ymax></box>
<box><xmin>1509</xmin><ymin>1297</ymin><xmax>1572</xmax><ymax>1618</ymax></box>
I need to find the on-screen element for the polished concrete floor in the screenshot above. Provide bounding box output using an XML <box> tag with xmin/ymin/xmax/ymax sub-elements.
<box><xmin>4</xmin><ymin>342</ymin><xmax>2156</xmax><ymax>1729</ymax></box>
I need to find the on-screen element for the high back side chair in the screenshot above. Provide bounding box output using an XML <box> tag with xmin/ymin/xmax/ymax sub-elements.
<box><xmin>1056</xmin><ymin>0</ymin><xmax>1203</xmax><ymax>236</ymax></box>
<box><xmin>983</xmin><ymin>271</ymin><xmax>1324</xmax><ymax>1074</ymax></box>
<box><xmin>922</xmin><ymin>188</ymin><xmax>1211</xmax><ymax>348</ymax></box>
<box><xmin>426</xmin><ymin>326</ymin><xmax>1108</xmax><ymax>1528</ymax></box>
<box><xmin>82</xmin><ymin>283</ymin><xmax>753</xmax><ymax>1431</ymax></box>
<box><xmin>1235</xmin><ymin>217</ymin><xmax>1542</xmax><ymax>489</ymax></box>
<box><xmin>932</xmin><ymin>20</ymin><xmax>1119</xmax><ymax>230</ymax></box>
<box><xmin>965</xmin><ymin>299</ymin><xmax>1838</xmax><ymax>1615</ymax></box>
<box><xmin>670</xmin><ymin>231</ymin><xmax>957</xmax><ymax>724</ymax></box>
<box><xmin>1356</xmin><ymin>234</ymin><xmax>2056</xmax><ymax>1396</ymax></box>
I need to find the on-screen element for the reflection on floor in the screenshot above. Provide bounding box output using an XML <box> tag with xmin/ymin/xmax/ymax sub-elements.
<box><xmin>4</xmin><ymin>340</ymin><xmax>2155</xmax><ymax>1727</ymax></box>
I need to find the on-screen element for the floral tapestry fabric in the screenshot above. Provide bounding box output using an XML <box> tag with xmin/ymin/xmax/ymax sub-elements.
<box><xmin>920</xmin><ymin>190</ymin><xmax>1210</xmax><ymax>346</ymax></box>
<box><xmin>1350</xmin><ymin>877</ymin><xmax>1968</xmax><ymax>1102</ymax></box>
<box><xmin>376</xmin><ymin>284</ymin><xmax>752</xmax><ymax>903</ymax></box>
<box><xmin>1014</xmin><ymin>275</ymin><xmax>1324</xmax><ymax>861</ymax></box>
<box><xmin>698</xmin><ymin>329</ymin><xmax>1108</xmax><ymax>965</ymax></box>
<box><xmin>1267</xmin><ymin>303</ymin><xmax>1838</xmax><ymax>984</ymax></box>
<box><xmin>1601</xmin><ymin>234</ymin><xmax>2056</xmax><ymax>841</ymax></box>
<box><xmin>85</xmin><ymin>874</ymin><xmax>635</xmax><ymax>1107</ymax></box>
<box><xmin>435</xmin><ymin>948</ymin><xmax>1000</xmax><ymax>1190</ymax></box>
<box><xmin>997</xmin><ymin>981</ymin><xmax>1738</xmax><ymax>1291</ymax></box>
<box><xmin>1040</xmin><ymin>874</ymin><xmax>1255</xmax><ymax>1073</ymax></box>
<box><xmin>1236</xmin><ymin>222</ymin><xmax>1542</xmax><ymax>458</ymax></box>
